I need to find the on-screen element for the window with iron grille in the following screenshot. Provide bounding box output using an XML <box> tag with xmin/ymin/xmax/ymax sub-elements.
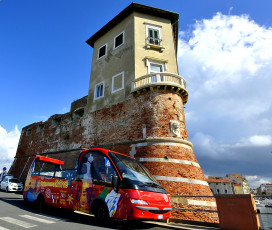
<box><xmin>148</xmin><ymin>28</ymin><xmax>160</xmax><ymax>45</ymax></box>
<box><xmin>145</xmin><ymin>24</ymin><xmax>162</xmax><ymax>46</ymax></box>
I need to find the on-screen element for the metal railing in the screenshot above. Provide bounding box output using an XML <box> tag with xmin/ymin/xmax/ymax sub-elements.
<box><xmin>131</xmin><ymin>72</ymin><xmax>186</xmax><ymax>92</ymax></box>
<box><xmin>146</xmin><ymin>37</ymin><xmax>162</xmax><ymax>46</ymax></box>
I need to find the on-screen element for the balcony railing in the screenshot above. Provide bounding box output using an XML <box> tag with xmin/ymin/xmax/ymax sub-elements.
<box><xmin>145</xmin><ymin>37</ymin><xmax>164</xmax><ymax>51</ymax></box>
<box><xmin>131</xmin><ymin>72</ymin><xmax>188</xmax><ymax>104</ymax></box>
<box><xmin>146</xmin><ymin>37</ymin><xmax>162</xmax><ymax>46</ymax></box>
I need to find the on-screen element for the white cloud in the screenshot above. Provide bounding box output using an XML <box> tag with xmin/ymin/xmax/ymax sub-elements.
<box><xmin>179</xmin><ymin>13</ymin><xmax>272</xmax><ymax>121</ymax></box>
<box><xmin>0</xmin><ymin>125</ymin><xmax>20</xmax><ymax>172</ymax></box>
<box><xmin>235</xmin><ymin>135</ymin><xmax>272</xmax><ymax>147</ymax></box>
<box><xmin>178</xmin><ymin>13</ymin><xmax>272</xmax><ymax>187</ymax></box>
<box><xmin>246</xmin><ymin>175</ymin><xmax>272</xmax><ymax>188</ymax></box>
<box><xmin>248</xmin><ymin>135</ymin><xmax>272</xmax><ymax>146</ymax></box>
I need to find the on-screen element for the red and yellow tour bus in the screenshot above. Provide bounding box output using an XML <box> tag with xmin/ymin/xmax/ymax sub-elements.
<box><xmin>23</xmin><ymin>148</ymin><xmax>172</xmax><ymax>220</ymax></box>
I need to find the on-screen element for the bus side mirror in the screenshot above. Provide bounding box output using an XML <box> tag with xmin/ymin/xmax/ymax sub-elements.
<box><xmin>112</xmin><ymin>175</ymin><xmax>120</xmax><ymax>193</ymax></box>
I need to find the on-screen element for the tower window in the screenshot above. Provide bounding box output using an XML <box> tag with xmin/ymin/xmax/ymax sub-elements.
<box><xmin>112</xmin><ymin>72</ymin><xmax>124</xmax><ymax>93</ymax></box>
<box><xmin>114</xmin><ymin>32</ymin><xmax>124</xmax><ymax>49</ymax></box>
<box><xmin>98</xmin><ymin>44</ymin><xmax>107</xmax><ymax>59</ymax></box>
<box><xmin>145</xmin><ymin>59</ymin><xmax>166</xmax><ymax>83</ymax></box>
<box><xmin>148</xmin><ymin>28</ymin><xmax>160</xmax><ymax>45</ymax></box>
<box><xmin>150</xmin><ymin>63</ymin><xmax>164</xmax><ymax>83</ymax></box>
<box><xmin>150</xmin><ymin>63</ymin><xmax>163</xmax><ymax>73</ymax></box>
<box><xmin>145</xmin><ymin>23</ymin><xmax>162</xmax><ymax>46</ymax></box>
<box><xmin>147</xmin><ymin>60</ymin><xmax>165</xmax><ymax>74</ymax></box>
<box><xmin>94</xmin><ymin>82</ymin><xmax>104</xmax><ymax>100</ymax></box>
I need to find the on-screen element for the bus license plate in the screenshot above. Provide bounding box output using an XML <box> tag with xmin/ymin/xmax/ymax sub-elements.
<box><xmin>158</xmin><ymin>215</ymin><xmax>163</xmax><ymax>219</ymax></box>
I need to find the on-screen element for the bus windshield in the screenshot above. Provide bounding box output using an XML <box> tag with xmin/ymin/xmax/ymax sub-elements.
<box><xmin>109</xmin><ymin>152</ymin><xmax>164</xmax><ymax>192</ymax></box>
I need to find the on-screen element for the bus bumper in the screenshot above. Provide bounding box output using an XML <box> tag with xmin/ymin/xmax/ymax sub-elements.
<box><xmin>128</xmin><ymin>206</ymin><xmax>171</xmax><ymax>220</ymax></box>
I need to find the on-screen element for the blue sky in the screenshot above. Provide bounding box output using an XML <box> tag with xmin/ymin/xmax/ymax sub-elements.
<box><xmin>1</xmin><ymin>0</ymin><xmax>272</xmax><ymax>188</ymax></box>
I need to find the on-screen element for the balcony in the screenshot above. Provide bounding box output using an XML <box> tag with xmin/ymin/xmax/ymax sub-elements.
<box><xmin>131</xmin><ymin>72</ymin><xmax>188</xmax><ymax>104</ymax></box>
<box><xmin>146</xmin><ymin>37</ymin><xmax>164</xmax><ymax>52</ymax></box>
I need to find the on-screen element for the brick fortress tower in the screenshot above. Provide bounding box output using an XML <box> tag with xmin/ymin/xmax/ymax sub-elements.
<box><xmin>10</xmin><ymin>3</ymin><xmax>218</xmax><ymax>223</ymax></box>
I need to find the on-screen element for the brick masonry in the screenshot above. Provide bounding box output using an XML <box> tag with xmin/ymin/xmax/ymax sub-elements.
<box><xmin>10</xmin><ymin>91</ymin><xmax>218</xmax><ymax>223</ymax></box>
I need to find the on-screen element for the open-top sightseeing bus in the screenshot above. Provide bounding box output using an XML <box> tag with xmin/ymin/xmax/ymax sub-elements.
<box><xmin>23</xmin><ymin>148</ymin><xmax>172</xmax><ymax>220</ymax></box>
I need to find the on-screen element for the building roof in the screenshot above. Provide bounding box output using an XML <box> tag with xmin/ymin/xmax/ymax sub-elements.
<box><xmin>226</xmin><ymin>173</ymin><xmax>243</xmax><ymax>179</ymax></box>
<box><xmin>86</xmin><ymin>3</ymin><xmax>179</xmax><ymax>48</ymax></box>
<box><xmin>207</xmin><ymin>178</ymin><xmax>234</xmax><ymax>183</ymax></box>
<box><xmin>234</xmin><ymin>183</ymin><xmax>242</xmax><ymax>186</ymax></box>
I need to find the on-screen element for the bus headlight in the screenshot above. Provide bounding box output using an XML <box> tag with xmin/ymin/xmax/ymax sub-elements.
<box><xmin>131</xmin><ymin>199</ymin><xmax>148</xmax><ymax>205</ymax></box>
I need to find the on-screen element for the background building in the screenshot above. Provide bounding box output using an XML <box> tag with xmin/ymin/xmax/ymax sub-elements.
<box><xmin>207</xmin><ymin>178</ymin><xmax>235</xmax><ymax>195</ymax></box>
<box><xmin>208</xmin><ymin>173</ymin><xmax>250</xmax><ymax>194</ymax></box>
<box><xmin>258</xmin><ymin>184</ymin><xmax>272</xmax><ymax>196</ymax></box>
<box><xmin>224</xmin><ymin>173</ymin><xmax>250</xmax><ymax>194</ymax></box>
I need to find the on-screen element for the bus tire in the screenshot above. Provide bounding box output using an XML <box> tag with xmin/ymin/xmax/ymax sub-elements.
<box><xmin>94</xmin><ymin>203</ymin><xmax>109</xmax><ymax>221</ymax></box>
<box><xmin>37</xmin><ymin>195</ymin><xmax>45</xmax><ymax>210</ymax></box>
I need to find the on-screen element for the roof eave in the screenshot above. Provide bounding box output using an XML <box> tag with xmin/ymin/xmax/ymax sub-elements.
<box><xmin>86</xmin><ymin>3</ymin><xmax>179</xmax><ymax>48</ymax></box>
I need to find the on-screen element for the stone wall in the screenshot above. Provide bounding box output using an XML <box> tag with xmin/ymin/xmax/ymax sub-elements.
<box><xmin>10</xmin><ymin>91</ymin><xmax>218</xmax><ymax>223</ymax></box>
<box><xmin>70</xmin><ymin>96</ymin><xmax>88</xmax><ymax>113</ymax></box>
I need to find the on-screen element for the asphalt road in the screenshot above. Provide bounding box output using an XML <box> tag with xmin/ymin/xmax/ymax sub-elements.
<box><xmin>0</xmin><ymin>190</ymin><xmax>200</xmax><ymax>230</ymax></box>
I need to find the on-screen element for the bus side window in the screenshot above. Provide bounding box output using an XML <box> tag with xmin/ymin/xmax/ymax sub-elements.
<box><xmin>79</xmin><ymin>151</ymin><xmax>117</xmax><ymax>183</ymax></box>
<box><xmin>32</xmin><ymin>161</ymin><xmax>43</xmax><ymax>175</ymax></box>
<box><xmin>55</xmin><ymin>171</ymin><xmax>63</xmax><ymax>178</ymax></box>
<box><xmin>91</xmin><ymin>153</ymin><xmax>117</xmax><ymax>183</ymax></box>
<box><xmin>66</xmin><ymin>169</ymin><xmax>77</xmax><ymax>179</ymax></box>
<box><xmin>55</xmin><ymin>169</ymin><xmax>77</xmax><ymax>179</ymax></box>
<box><xmin>54</xmin><ymin>165</ymin><xmax>63</xmax><ymax>178</ymax></box>
<box><xmin>81</xmin><ymin>163</ymin><xmax>88</xmax><ymax>174</ymax></box>
<box><xmin>39</xmin><ymin>162</ymin><xmax>55</xmax><ymax>177</ymax></box>
<box><xmin>78</xmin><ymin>152</ymin><xmax>93</xmax><ymax>181</ymax></box>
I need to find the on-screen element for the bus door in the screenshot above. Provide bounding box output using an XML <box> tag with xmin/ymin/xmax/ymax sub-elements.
<box><xmin>77</xmin><ymin>150</ymin><xmax>118</xmax><ymax>213</ymax></box>
<box><xmin>53</xmin><ymin>167</ymin><xmax>78</xmax><ymax>210</ymax></box>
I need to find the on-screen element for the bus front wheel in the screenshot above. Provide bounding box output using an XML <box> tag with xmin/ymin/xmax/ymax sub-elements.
<box><xmin>94</xmin><ymin>204</ymin><xmax>109</xmax><ymax>221</ymax></box>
